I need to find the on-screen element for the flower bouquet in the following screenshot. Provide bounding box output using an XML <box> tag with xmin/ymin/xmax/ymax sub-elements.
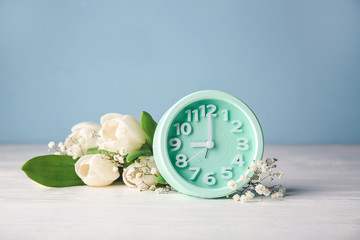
<box><xmin>22</xmin><ymin>111</ymin><xmax>285</xmax><ymax>202</ymax></box>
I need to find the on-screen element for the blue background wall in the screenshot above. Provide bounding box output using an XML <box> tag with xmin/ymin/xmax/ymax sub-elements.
<box><xmin>1</xmin><ymin>0</ymin><xmax>359</xmax><ymax>144</ymax></box>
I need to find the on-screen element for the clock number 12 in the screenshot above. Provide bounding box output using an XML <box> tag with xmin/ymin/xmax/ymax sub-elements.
<box><xmin>186</xmin><ymin>104</ymin><xmax>217</xmax><ymax>120</ymax></box>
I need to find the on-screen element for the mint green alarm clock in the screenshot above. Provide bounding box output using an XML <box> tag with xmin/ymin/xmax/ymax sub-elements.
<box><xmin>153</xmin><ymin>90</ymin><xmax>264</xmax><ymax>198</ymax></box>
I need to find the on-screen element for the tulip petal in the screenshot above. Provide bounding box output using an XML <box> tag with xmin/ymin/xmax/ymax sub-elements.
<box><xmin>100</xmin><ymin>113</ymin><xmax>123</xmax><ymax>125</ymax></box>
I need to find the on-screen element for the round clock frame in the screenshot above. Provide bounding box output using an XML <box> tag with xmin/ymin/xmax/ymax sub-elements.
<box><xmin>153</xmin><ymin>90</ymin><xmax>264</xmax><ymax>198</ymax></box>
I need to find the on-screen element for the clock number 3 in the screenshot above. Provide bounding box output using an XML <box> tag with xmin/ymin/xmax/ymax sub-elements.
<box><xmin>237</xmin><ymin>138</ymin><xmax>249</xmax><ymax>151</ymax></box>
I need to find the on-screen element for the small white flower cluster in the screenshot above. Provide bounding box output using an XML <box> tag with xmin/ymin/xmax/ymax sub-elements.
<box><xmin>112</xmin><ymin>151</ymin><xmax>126</xmax><ymax>168</ymax></box>
<box><xmin>271</xmin><ymin>187</ymin><xmax>286</xmax><ymax>198</ymax></box>
<box><xmin>232</xmin><ymin>190</ymin><xmax>255</xmax><ymax>203</ymax></box>
<box><xmin>255</xmin><ymin>184</ymin><xmax>271</xmax><ymax>196</ymax></box>
<box><xmin>154</xmin><ymin>186</ymin><xmax>172</xmax><ymax>194</ymax></box>
<box><xmin>227</xmin><ymin>180</ymin><xmax>238</xmax><ymax>190</ymax></box>
<box><xmin>229</xmin><ymin>158</ymin><xmax>285</xmax><ymax>203</ymax></box>
<box><xmin>64</xmin><ymin>122</ymin><xmax>101</xmax><ymax>159</ymax></box>
<box><xmin>48</xmin><ymin>141</ymin><xmax>66</xmax><ymax>155</ymax></box>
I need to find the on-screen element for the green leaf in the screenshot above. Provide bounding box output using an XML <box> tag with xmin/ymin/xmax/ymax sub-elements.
<box><xmin>140</xmin><ymin>111</ymin><xmax>157</xmax><ymax>152</ymax></box>
<box><xmin>21</xmin><ymin>155</ymin><xmax>85</xmax><ymax>187</ymax></box>
<box><xmin>126</xmin><ymin>149</ymin><xmax>152</xmax><ymax>163</ymax></box>
<box><xmin>140</xmin><ymin>143</ymin><xmax>151</xmax><ymax>151</ymax></box>
<box><xmin>156</xmin><ymin>173</ymin><xmax>166</xmax><ymax>185</ymax></box>
<box><xmin>87</xmin><ymin>147</ymin><xmax>116</xmax><ymax>156</ymax></box>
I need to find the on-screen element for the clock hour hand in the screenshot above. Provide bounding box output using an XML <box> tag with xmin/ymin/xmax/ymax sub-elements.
<box><xmin>190</xmin><ymin>142</ymin><xmax>207</xmax><ymax>148</ymax></box>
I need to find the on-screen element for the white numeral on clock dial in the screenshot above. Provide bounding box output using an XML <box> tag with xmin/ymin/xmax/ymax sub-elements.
<box><xmin>189</xmin><ymin>167</ymin><xmax>201</xmax><ymax>180</ymax></box>
<box><xmin>174</xmin><ymin>123</ymin><xmax>192</xmax><ymax>135</ymax></box>
<box><xmin>222</xmin><ymin>167</ymin><xmax>233</xmax><ymax>179</ymax></box>
<box><xmin>204</xmin><ymin>172</ymin><xmax>216</xmax><ymax>185</ymax></box>
<box><xmin>222</xmin><ymin>109</ymin><xmax>229</xmax><ymax>121</ymax></box>
<box><xmin>185</xmin><ymin>109</ymin><xmax>199</xmax><ymax>122</ymax></box>
<box><xmin>231</xmin><ymin>120</ymin><xmax>243</xmax><ymax>133</ymax></box>
<box><xmin>175</xmin><ymin>154</ymin><xmax>188</xmax><ymax>168</ymax></box>
<box><xmin>192</xmin><ymin>109</ymin><xmax>199</xmax><ymax>121</ymax></box>
<box><xmin>199</xmin><ymin>105</ymin><xmax>206</xmax><ymax>117</ymax></box>
<box><xmin>199</xmin><ymin>104</ymin><xmax>217</xmax><ymax>117</ymax></box>
<box><xmin>232</xmin><ymin>154</ymin><xmax>244</xmax><ymax>167</ymax></box>
<box><xmin>169</xmin><ymin>138</ymin><xmax>181</xmax><ymax>151</ymax></box>
<box><xmin>207</xmin><ymin>104</ymin><xmax>217</xmax><ymax>116</ymax></box>
<box><xmin>185</xmin><ymin>110</ymin><xmax>191</xmax><ymax>122</ymax></box>
<box><xmin>237</xmin><ymin>138</ymin><xmax>249</xmax><ymax>151</ymax></box>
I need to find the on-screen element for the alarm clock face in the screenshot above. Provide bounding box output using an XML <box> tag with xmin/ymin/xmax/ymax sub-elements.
<box><xmin>153</xmin><ymin>90</ymin><xmax>263</xmax><ymax>198</ymax></box>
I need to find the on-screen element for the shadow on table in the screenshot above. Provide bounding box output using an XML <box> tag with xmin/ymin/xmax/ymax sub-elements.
<box><xmin>285</xmin><ymin>186</ymin><xmax>315</xmax><ymax>197</ymax></box>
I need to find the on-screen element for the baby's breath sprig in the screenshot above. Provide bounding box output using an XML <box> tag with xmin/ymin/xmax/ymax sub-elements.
<box><xmin>94</xmin><ymin>148</ymin><xmax>128</xmax><ymax>171</ymax></box>
<box><xmin>230</xmin><ymin>158</ymin><xmax>286</xmax><ymax>203</ymax></box>
<box><xmin>47</xmin><ymin>141</ymin><xmax>67</xmax><ymax>155</ymax></box>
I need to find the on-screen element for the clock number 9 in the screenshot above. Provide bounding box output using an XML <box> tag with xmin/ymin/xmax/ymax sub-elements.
<box><xmin>204</xmin><ymin>172</ymin><xmax>216</xmax><ymax>185</ymax></box>
<box><xmin>169</xmin><ymin>138</ymin><xmax>181</xmax><ymax>151</ymax></box>
<box><xmin>175</xmin><ymin>154</ymin><xmax>188</xmax><ymax>168</ymax></box>
<box><xmin>237</xmin><ymin>138</ymin><xmax>249</xmax><ymax>151</ymax></box>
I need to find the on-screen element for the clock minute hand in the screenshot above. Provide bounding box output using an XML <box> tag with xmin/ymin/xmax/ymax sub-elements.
<box><xmin>187</xmin><ymin>147</ymin><xmax>207</xmax><ymax>163</ymax></box>
<box><xmin>207</xmin><ymin>113</ymin><xmax>213</xmax><ymax>142</ymax></box>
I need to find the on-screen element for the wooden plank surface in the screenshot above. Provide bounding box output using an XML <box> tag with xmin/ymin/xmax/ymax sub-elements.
<box><xmin>1</xmin><ymin>144</ymin><xmax>359</xmax><ymax>240</ymax></box>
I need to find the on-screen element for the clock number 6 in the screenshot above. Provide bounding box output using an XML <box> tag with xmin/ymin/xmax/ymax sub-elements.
<box><xmin>204</xmin><ymin>172</ymin><xmax>216</xmax><ymax>185</ymax></box>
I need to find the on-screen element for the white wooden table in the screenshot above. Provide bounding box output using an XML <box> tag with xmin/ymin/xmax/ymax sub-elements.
<box><xmin>1</xmin><ymin>145</ymin><xmax>359</xmax><ymax>240</ymax></box>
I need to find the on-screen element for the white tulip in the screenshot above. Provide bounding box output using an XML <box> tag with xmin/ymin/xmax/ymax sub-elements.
<box><xmin>97</xmin><ymin>113</ymin><xmax>146</xmax><ymax>154</ymax></box>
<box><xmin>122</xmin><ymin>156</ymin><xmax>158</xmax><ymax>190</ymax></box>
<box><xmin>75</xmin><ymin>154</ymin><xmax>120</xmax><ymax>186</ymax></box>
<box><xmin>64</xmin><ymin>122</ymin><xmax>101</xmax><ymax>159</ymax></box>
